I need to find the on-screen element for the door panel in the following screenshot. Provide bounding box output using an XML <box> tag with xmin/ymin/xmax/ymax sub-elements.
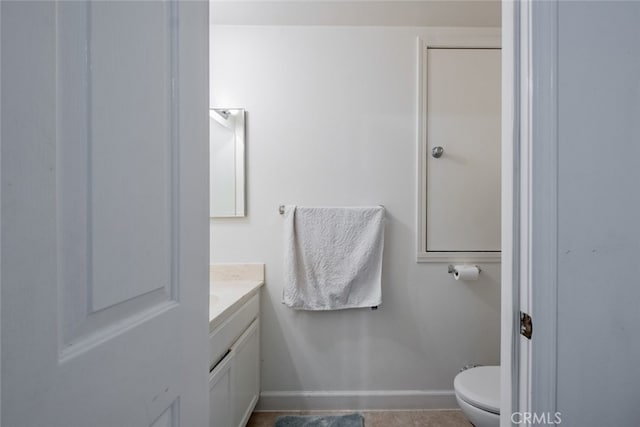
<box><xmin>57</xmin><ymin>0</ymin><xmax>177</xmax><ymax>356</ymax></box>
<box><xmin>1</xmin><ymin>1</ymin><xmax>209</xmax><ymax>426</ymax></box>
<box><xmin>90</xmin><ymin>0</ymin><xmax>173</xmax><ymax>311</ymax></box>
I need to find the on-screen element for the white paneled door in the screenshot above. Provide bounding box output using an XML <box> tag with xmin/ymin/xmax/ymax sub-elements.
<box><xmin>1</xmin><ymin>1</ymin><xmax>209</xmax><ymax>426</ymax></box>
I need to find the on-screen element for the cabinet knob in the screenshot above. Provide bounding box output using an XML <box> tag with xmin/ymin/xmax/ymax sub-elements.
<box><xmin>431</xmin><ymin>146</ymin><xmax>444</xmax><ymax>158</ymax></box>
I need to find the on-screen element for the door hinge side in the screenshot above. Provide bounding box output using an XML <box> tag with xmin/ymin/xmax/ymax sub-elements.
<box><xmin>520</xmin><ymin>311</ymin><xmax>533</xmax><ymax>339</ymax></box>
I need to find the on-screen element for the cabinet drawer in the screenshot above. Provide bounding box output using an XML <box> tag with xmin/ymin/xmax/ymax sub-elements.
<box><xmin>209</xmin><ymin>293</ymin><xmax>259</xmax><ymax>370</ymax></box>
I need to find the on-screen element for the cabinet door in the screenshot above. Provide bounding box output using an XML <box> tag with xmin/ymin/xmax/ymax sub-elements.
<box><xmin>231</xmin><ymin>319</ymin><xmax>260</xmax><ymax>427</ymax></box>
<box><xmin>210</xmin><ymin>352</ymin><xmax>233</xmax><ymax>427</ymax></box>
<box><xmin>426</xmin><ymin>48</ymin><xmax>501</xmax><ymax>252</ymax></box>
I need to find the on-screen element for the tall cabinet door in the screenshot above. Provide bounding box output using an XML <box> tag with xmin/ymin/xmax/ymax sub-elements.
<box><xmin>1</xmin><ymin>1</ymin><xmax>209</xmax><ymax>426</ymax></box>
<box><xmin>425</xmin><ymin>48</ymin><xmax>501</xmax><ymax>252</ymax></box>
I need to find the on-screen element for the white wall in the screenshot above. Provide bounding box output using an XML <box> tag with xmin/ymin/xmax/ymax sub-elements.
<box><xmin>210</xmin><ymin>25</ymin><xmax>501</xmax><ymax>409</ymax></box>
<box><xmin>555</xmin><ymin>1</ymin><xmax>640</xmax><ymax>424</ymax></box>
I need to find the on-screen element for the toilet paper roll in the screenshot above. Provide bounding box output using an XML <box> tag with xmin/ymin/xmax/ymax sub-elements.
<box><xmin>453</xmin><ymin>265</ymin><xmax>480</xmax><ymax>281</ymax></box>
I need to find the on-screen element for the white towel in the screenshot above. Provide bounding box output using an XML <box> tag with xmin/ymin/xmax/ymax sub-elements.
<box><xmin>283</xmin><ymin>206</ymin><xmax>385</xmax><ymax>310</ymax></box>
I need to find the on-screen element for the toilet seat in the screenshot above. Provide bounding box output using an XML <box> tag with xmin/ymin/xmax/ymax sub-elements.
<box><xmin>453</xmin><ymin>366</ymin><xmax>500</xmax><ymax>414</ymax></box>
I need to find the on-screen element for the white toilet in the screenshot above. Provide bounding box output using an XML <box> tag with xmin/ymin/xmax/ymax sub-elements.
<box><xmin>453</xmin><ymin>365</ymin><xmax>500</xmax><ymax>427</ymax></box>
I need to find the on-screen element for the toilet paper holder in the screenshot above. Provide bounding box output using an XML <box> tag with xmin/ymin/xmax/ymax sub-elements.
<box><xmin>448</xmin><ymin>264</ymin><xmax>481</xmax><ymax>274</ymax></box>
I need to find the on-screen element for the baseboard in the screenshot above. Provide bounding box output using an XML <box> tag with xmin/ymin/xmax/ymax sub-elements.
<box><xmin>255</xmin><ymin>390</ymin><xmax>458</xmax><ymax>411</ymax></box>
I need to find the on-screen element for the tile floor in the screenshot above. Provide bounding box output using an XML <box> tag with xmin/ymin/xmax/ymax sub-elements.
<box><xmin>247</xmin><ymin>410</ymin><xmax>472</xmax><ymax>427</ymax></box>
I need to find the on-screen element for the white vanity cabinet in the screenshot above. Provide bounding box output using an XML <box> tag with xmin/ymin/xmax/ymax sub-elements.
<box><xmin>209</xmin><ymin>292</ymin><xmax>260</xmax><ymax>427</ymax></box>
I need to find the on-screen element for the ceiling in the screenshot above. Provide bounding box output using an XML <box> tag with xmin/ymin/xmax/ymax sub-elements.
<box><xmin>209</xmin><ymin>0</ymin><xmax>501</xmax><ymax>27</ymax></box>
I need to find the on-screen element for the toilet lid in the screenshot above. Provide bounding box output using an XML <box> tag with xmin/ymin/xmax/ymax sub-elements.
<box><xmin>454</xmin><ymin>366</ymin><xmax>500</xmax><ymax>414</ymax></box>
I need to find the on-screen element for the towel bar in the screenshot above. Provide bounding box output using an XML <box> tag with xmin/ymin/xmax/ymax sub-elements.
<box><xmin>278</xmin><ymin>205</ymin><xmax>385</xmax><ymax>214</ymax></box>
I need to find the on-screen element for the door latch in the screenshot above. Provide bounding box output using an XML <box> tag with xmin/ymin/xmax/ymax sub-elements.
<box><xmin>520</xmin><ymin>311</ymin><xmax>533</xmax><ymax>339</ymax></box>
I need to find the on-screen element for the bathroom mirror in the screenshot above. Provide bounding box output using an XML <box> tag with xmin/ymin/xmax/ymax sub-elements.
<box><xmin>210</xmin><ymin>108</ymin><xmax>246</xmax><ymax>217</ymax></box>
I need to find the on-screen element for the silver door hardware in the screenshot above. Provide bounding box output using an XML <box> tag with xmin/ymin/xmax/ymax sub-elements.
<box><xmin>431</xmin><ymin>146</ymin><xmax>444</xmax><ymax>158</ymax></box>
<box><xmin>520</xmin><ymin>311</ymin><xmax>533</xmax><ymax>339</ymax></box>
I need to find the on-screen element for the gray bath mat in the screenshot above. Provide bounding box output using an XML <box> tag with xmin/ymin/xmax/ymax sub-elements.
<box><xmin>274</xmin><ymin>413</ymin><xmax>364</xmax><ymax>427</ymax></box>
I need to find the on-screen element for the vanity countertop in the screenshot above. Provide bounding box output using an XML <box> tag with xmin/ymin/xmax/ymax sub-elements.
<box><xmin>209</xmin><ymin>263</ymin><xmax>265</xmax><ymax>331</ymax></box>
<box><xmin>209</xmin><ymin>280</ymin><xmax>263</xmax><ymax>331</ymax></box>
